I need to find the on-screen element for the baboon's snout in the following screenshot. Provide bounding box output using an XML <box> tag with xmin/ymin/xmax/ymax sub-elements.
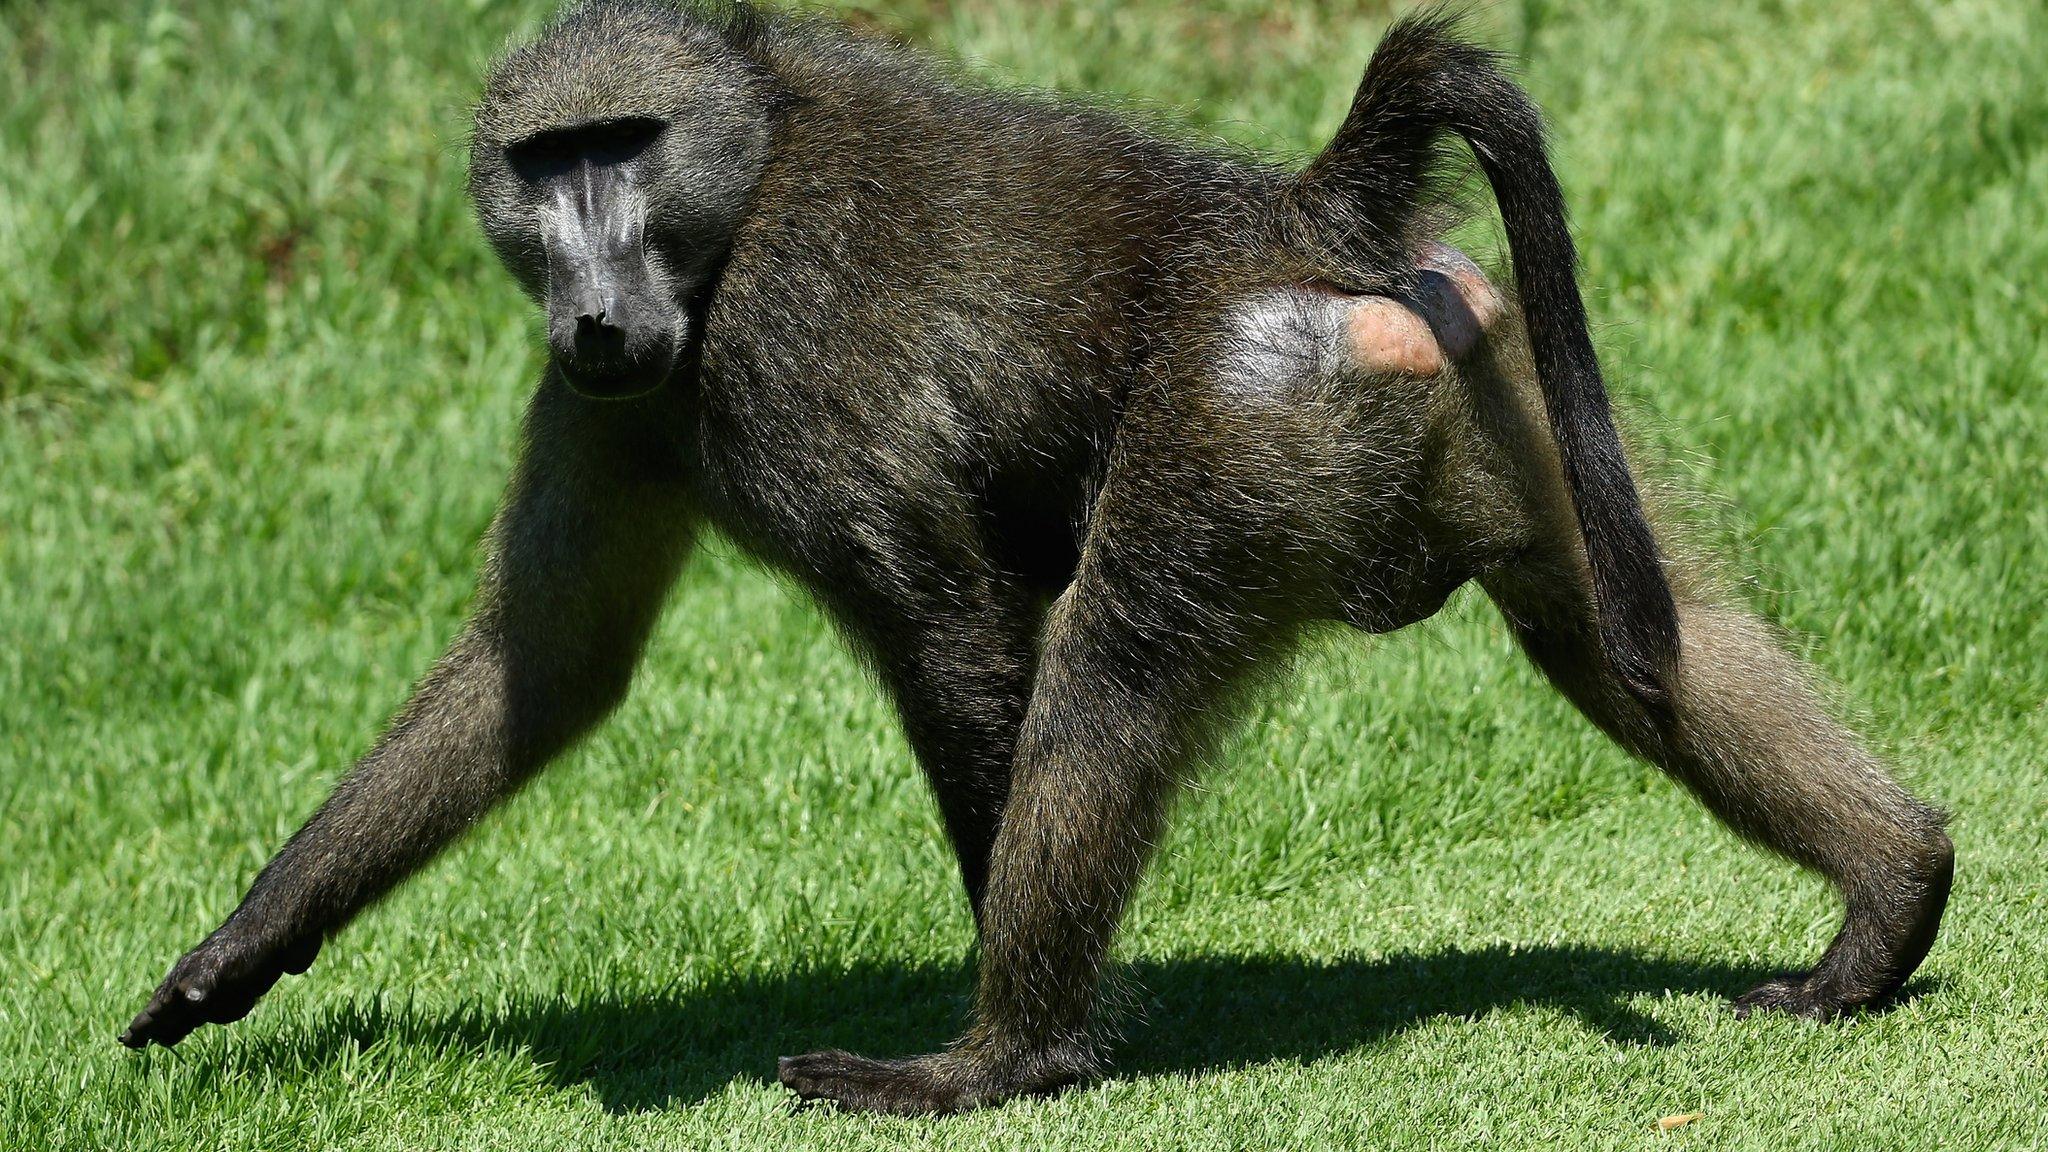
<box><xmin>541</xmin><ymin>162</ymin><xmax>681</xmax><ymax>400</ymax></box>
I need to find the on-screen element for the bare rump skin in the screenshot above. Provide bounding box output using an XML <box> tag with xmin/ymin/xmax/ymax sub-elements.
<box><xmin>1335</xmin><ymin>242</ymin><xmax>1507</xmax><ymax>378</ymax></box>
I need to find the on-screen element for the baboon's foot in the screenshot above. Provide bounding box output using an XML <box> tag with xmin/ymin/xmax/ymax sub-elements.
<box><xmin>120</xmin><ymin>923</ymin><xmax>321</xmax><ymax>1049</ymax></box>
<box><xmin>1733</xmin><ymin>832</ymin><xmax>1955</xmax><ymax>1021</ymax></box>
<box><xmin>777</xmin><ymin>1043</ymin><xmax>1091</xmax><ymax>1116</ymax></box>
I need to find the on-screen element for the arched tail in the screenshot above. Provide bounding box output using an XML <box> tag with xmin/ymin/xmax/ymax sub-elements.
<box><xmin>1293</xmin><ymin>12</ymin><xmax>1680</xmax><ymax>704</ymax></box>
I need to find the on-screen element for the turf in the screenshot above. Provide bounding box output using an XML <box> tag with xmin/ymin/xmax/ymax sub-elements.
<box><xmin>2</xmin><ymin>0</ymin><xmax>2043</xmax><ymax>1148</ymax></box>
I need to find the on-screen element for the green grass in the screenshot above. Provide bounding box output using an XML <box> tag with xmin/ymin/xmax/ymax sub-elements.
<box><xmin>3</xmin><ymin>0</ymin><xmax>2044</xmax><ymax>1147</ymax></box>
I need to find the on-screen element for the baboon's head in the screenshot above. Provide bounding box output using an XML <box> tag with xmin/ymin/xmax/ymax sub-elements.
<box><xmin>470</xmin><ymin>2</ymin><xmax>774</xmax><ymax>399</ymax></box>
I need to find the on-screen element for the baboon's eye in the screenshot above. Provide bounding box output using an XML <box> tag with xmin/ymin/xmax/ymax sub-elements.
<box><xmin>508</xmin><ymin>116</ymin><xmax>667</xmax><ymax>183</ymax></box>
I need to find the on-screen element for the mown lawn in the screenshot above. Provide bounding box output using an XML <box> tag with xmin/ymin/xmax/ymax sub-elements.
<box><xmin>2</xmin><ymin>1</ymin><xmax>2043</xmax><ymax>1148</ymax></box>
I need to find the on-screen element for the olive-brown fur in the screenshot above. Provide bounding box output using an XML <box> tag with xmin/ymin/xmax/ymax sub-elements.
<box><xmin>121</xmin><ymin>1</ymin><xmax>1952</xmax><ymax>1117</ymax></box>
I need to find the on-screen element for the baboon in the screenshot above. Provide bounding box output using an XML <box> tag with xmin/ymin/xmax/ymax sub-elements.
<box><xmin>121</xmin><ymin>0</ymin><xmax>1953</xmax><ymax>1115</ymax></box>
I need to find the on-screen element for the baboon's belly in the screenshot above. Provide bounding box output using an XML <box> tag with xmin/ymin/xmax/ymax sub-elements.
<box><xmin>1336</xmin><ymin>543</ymin><xmax>1470</xmax><ymax>633</ymax></box>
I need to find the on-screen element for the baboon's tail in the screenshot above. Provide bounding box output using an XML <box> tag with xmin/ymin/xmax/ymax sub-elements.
<box><xmin>1293</xmin><ymin>12</ymin><xmax>1679</xmax><ymax>705</ymax></box>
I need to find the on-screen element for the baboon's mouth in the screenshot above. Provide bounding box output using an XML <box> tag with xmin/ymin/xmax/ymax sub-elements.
<box><xmin>554</xmin><ymin>318</ymin><xmax>686</xmax><ymax>401</ymax></box>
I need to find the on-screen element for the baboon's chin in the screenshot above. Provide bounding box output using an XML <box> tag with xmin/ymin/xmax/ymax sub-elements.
<box><xmin>554</xmin><ymin>350</ymin><xmax>679</xmax><ymax>401</ymax></box>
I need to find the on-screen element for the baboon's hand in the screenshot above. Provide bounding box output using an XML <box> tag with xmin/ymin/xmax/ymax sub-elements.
<box><xmin>779</xmin><ymin>1046</ymin><xmax>1086</xmax><ymax>1116</ymax></box>
<box><xmin>119</xmin><ymin>924</ymin><xmax>321</xmax><ymax>1049</ymax></box>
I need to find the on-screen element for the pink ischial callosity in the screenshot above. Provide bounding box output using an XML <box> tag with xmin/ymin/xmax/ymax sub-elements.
<box><xmin>1340</xmin><ymin>242</ymin><xmax>1505</xmax><ymax>377</ymax></box>
<box><xmin>1343</xmin><ymin>297</ymin><xmax>1449</xmax><ymax>377</ymax></box>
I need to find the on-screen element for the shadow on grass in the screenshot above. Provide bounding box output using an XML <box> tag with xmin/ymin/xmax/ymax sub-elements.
<box><xmin>226</xmin><ymin>943</ymin><xmax>1855</xmax><ymax>1112</ymax></box>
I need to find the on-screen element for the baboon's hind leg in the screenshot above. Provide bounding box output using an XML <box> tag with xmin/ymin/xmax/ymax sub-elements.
<box><xmin>1480</xmin><ymin>556</ymin><xmax>1953</xmax><ymax>1018</ymax></box>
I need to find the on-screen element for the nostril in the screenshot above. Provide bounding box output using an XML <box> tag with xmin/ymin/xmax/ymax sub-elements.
<box><xmin>572</xmin><ymin>309</ymin><xmax>629</xmax><ymax>360</ymax></box>
<box><xmin>568</xmin><ymin>308</ymin><xmax>630</xmax><ymax>367</ymax></box>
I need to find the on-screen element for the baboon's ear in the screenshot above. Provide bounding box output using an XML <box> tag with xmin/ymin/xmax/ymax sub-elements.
<box><xmin>1339</xmin><ymin>243</ymin><xmax>1503</xmax><ymax>376</ymax></box>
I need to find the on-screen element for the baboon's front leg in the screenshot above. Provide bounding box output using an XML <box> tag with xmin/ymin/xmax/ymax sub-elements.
<box><xmin>780</xmin><ymin>550</ymin><xmax>1280</xmax><ymax>1114</ymax></box>
<box><xmin>857</xmin><ymin>586</ymin><xmax>1045</xmax><ymax>920</ymax></box>
<box><xmin>121</xmin><ymin>386</ymin><xmax>694</xmax><ymax>1049</ymax></box>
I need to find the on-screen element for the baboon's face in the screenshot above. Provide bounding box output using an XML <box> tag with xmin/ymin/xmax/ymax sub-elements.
<box><xmin>470</xmin><ymin>25</ymin><xmax>772</xmax><ymax>400</ymax></box>
<box><xmin>499</xmin><ymin>115</ymin><xmax>686</xmax><ymax>398</ymax></box>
